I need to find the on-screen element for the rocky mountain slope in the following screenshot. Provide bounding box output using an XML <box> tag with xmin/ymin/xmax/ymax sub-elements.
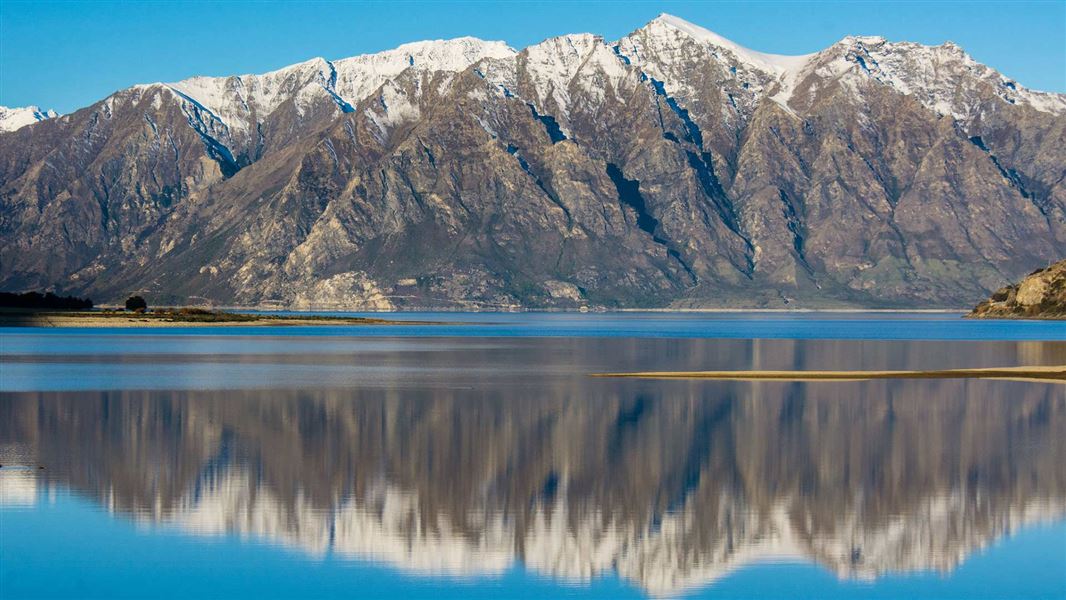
<box><xmin>970</xmin><ymin>258</ymin><xmax>1066</xmax><ymax>318</ymax></box>
<box><xmin>2</xmin><ymin>14</ymin><xmax>1064</xmax><ymax>308</ymax></box>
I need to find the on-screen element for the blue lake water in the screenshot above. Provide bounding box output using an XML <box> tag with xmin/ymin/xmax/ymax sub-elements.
<box><xmin>1</xmin><ymin>313</ymin><xmax>1064</xmax><ymax>598</ymax></box>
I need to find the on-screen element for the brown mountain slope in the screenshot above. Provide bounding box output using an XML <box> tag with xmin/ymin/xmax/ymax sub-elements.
<box><xmin>2</xmin><ymin>16</ymin><xmax>1064</xmax><ymax>308</ymax></box>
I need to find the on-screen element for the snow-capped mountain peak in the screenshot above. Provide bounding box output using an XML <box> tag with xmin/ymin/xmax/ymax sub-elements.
<box><xmin>0</xmin><ymin>105</ymin><xmax>59</xmax><ymax>132</ymax></box>
<box><xmin>613</xmin><ymin>14</ymin><xmax>820</xmax><ymax>116</ymax></box>
<box><xmin>507</xmin><ymin>32</ymin><xmax>636</xmax><ymax>120</ymax></box>
<box><xmin>647</xmin><ymin>13</ymin><xmax>815</xmax><ymax>76</ymax></box>
<box><xmin>93</xmin><ymin>15</ymin><xmax>1066</xmax><ymax>145</ymax></box>
<box><xmin>338</xmin><ymin>36</ymin><xmax>516</xmax><ymax>73</ymax></box>
<box><xmin>161</xmin><ymin>36</ymin><xmax>516</xmax><ymax>136</ymax></box>
<box><xmin>838</xmin><ymin>34</ymin><xmax>888</xmax><ymax>46</ymax></box>
<box><xmin>808</xmin><ymin>33</ymin><xmax>1066</xmax><ymax>117</ymax></box>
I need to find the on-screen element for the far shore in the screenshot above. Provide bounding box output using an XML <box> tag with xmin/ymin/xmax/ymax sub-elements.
<box><xmin>141</xmin><ymin>306</ymin><xmax>971</xmax><ymax>314</ymax></box>
<box><xmin>624</xmin><ymin>308</ymin><xmax>970</xmax><ymax>314</ymax></box>
<box><xmin>0</xmin><ymin>309</ymin><xmax>413</xmax><ymax>328</ymax></box>
<box><xmin>4</xmin><ymin>306</ymin><xmax>1062</xmax><ymax>328</ymax></box>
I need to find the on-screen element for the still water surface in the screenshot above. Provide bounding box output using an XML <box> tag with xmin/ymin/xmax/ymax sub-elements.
<box><xmin>1</xmin><ymin>313</ymin><xmax>1064</xmax><ymax>598</ymax></box>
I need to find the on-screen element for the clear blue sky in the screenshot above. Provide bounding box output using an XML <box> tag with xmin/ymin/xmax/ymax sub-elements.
<box><xmin>1</xmin><ymin>1</ymin><xmax>1063</xmax><ymax>114</ymax></box>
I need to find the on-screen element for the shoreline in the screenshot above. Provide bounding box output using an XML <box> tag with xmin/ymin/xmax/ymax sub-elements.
<box><xmin>235</xmin><ymin>307</ymin><xmax>1061</xmax><ymax>320</ymax></box>
<box><xmin>4</xmin><ymin>308</ymin><xmax>1061</xmax><ymax>328</ymax></box>
<box><xmin>0</xmin><ymin>311</ymin><xmax>408</xmax><ymax>328</ymax></box>
<box><xmin>220</xmin><ymin>306</ymin><xmax>972</xmax><ymax>317</ymax></box>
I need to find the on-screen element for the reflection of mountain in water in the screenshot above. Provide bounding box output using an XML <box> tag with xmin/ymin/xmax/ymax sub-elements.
<box><xmin>3</xmin><ymin>378</ymin><xmax>1064</xmax><ymax>596</ymax></box>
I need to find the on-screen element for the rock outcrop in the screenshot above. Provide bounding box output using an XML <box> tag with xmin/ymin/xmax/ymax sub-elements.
<box><xmin>970</xmin><ymin>259</ymin><xmax>1066</xmax><ymax>318</ymax></box>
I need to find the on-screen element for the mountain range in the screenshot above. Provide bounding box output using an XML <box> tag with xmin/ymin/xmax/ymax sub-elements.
<box><xmin>2</xmin><ymin>14</ymin><xmax>1064</xmax><ymax>308</ymax></box>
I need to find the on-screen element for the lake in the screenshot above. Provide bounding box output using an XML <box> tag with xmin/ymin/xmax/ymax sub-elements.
<box><xmin>1</xmin><ymin>313</ymin><xmax>1064</xmax><ymax>599</ymax></box>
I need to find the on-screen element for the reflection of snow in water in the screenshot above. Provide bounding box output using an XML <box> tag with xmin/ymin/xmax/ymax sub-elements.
<box><xmin>0</xmin><ymin>443</ymin><xmax>39</xmax><ymax>506</ymax></box>
<box><xmin>0</xmin><ymin>469</ymin><xmax>38</xmax><ymax>506</ymax></box>
<box><xmin>132</xmin><ymin>468</ymin><xmax>1065</xmax><ymax>597</ymax></box>
<box><xmin>160</xmin><ymin>471</ymin><xmax>515</xmax><ymax>577</ymax></box>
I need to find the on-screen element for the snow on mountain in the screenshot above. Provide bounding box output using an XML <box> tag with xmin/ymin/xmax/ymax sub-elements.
<box><xmin>614</xmin><ymin>14</ymin><xmax>816</xmax><ymax>117</ymax></box>
<box><xmin>651</xmin><ymin>13</ymin><xmax>815</xmax><ymax>77</ymax></box>
<box><xmin>164</xmin><ymin>58</ymin><xmax>334</xmax><ymax>133</ymax></box>
<box><xmin>0</xmin><ymin>105</ymin><xmax>59</xmax><ymax>132</ymax></box>
<box><xmin>8</xmin><ymin>14</ymin><xmax>1064</xmax><ymax>140</ymax></box>
<box><xmin>802</xmin><ymin>35</ymin><xmax>1066</xmax><ymax>119</ymax></box>
<box><xmin>333</xmin><ymin>36</ymin><xmax>516</xmax><ymax>97</ymax></box>
<box><xmin>614</xmin><ymin>14</ymin><xmax>1066</xmax><ymax>121</ymax></box>
<box><xmin>520</xmin><ymin>34</ymin><xmax>631</xmax><ymax>109</ymax></box>
<box><xmin>163</xmin><ymin>37</ymin><xmax>516</xmax><ymax>134</ymax></box>
<box><xmin>92</xmin><ymin>13</ymin><xmax>1062</xmax><ymax>153</ymax></box>
<box><xmin>470</xmin><ymin>32</ymin><xmax>642</xmax><ymax>135</ymax></box>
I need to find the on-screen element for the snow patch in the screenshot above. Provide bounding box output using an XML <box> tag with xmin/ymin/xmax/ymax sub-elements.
<box><xmin>0</xmin><ymin>105</ymin><xmax>59</xmax><ymax>132</ymax></box>
<box><xmin>650</xmin><ymin>14</ymin><xmax>814</xmax><ymax>76</ymax></box>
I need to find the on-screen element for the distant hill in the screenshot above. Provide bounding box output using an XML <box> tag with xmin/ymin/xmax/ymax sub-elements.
<box><xmin>2</xmin><ymin>15</ymin><xmax>1065</xmax><ymax>309</ymax></box>
<box><xmin>970</xmin><ymin>259</ymin><xmax>1066</xmax><ymax>319</ymax></box>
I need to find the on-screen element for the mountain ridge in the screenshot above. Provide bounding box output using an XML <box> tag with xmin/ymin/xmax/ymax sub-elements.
<box><xmin>1</xmin><ymin>14</ymin><xmax>1063</xmax><ymax>308</ymax></box>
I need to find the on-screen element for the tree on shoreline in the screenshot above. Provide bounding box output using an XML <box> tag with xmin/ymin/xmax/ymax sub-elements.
<box><xmin>124</xmin><ymin>295</ymin><xmax>148</xmax><ymax>312</ymax></box>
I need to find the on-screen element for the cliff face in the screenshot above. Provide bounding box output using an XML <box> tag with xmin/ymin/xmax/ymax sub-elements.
<box><xmin>971</xmin><ymin>259</ymin><xmax>1066</xmax><ymax>318</ymax></box>
<box><xmin>2</xmin><ymin>15</ymin><xmax>1064</xmax><ymax>308</ymax></box>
